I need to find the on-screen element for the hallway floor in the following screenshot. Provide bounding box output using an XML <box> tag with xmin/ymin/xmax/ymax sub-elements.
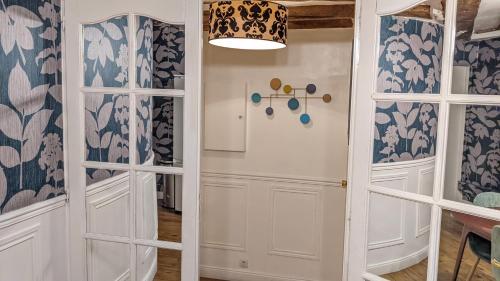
<box><xmin>382</xmin><ymin>210</ymin><xmax>494</xmax><ymax>281</ymax></box>
<box><xmin>154</xmin><ymin>205</ymin><xmax>222</xmax><ymax>281</ymax></box>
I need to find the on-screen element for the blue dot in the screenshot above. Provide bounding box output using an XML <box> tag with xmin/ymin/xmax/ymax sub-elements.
<box><xmin>306</xmin><ymin>84</ymin><xmax>316</xmax><ymax>94</ymax></box>
<box><xmin>266</xmin><ymin>107</ymin><xmax>274</xmax><ymax>116</ymax></box>
<box><xmin>288</xmin><ymin>98</ymin><xmax>299</xmax><ymax>110</ymax></box>
<box><xmin>300</xmin><ymin>113</ymin><xmax>311</xmax><ymax>124</ymax></box>
<box><xmin>251</xmin><ymin>93</ymin><xmax>262</xmax><ymax>103</ymax></box>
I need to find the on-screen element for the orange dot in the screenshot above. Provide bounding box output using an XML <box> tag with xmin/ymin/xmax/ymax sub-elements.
<box><xmin>270</xmin><ymin>78</ymin><xmax>281</xmax><ymax>90</ymax></box>
<box><xmin>323</xmin><ymin>94</ymin><xmax>332</xmax><ymax>103</ymax></box>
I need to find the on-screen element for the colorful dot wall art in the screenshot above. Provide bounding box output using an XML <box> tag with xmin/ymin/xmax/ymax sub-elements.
<box><xmin>250</xmin><ymin>78</ymin><xmax>332</xmax><ymax>125</ymax></box>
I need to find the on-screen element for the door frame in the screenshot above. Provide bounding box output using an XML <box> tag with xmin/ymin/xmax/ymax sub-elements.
<box><xmin>64</xmin><ymin>1</ymin><xmax>203</xmax><ymax>280</ymax></box>
<box><xmin>344</xmin><ymin>0</ymin><xmax>500</xmax><ymax>280</ymax></box>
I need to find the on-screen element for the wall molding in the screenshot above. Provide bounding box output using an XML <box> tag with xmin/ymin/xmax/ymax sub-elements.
<box><xmin>415</xmin><ymin>167</ymin><xmax>434</xmax><ymax>238</ymax></box>
<box><xmin>202</xmin><ymin>170</ymin><xmax>342</xmax><ymax>188</ymax></box>
<box><xmin>86</xmin><ymin>185</ymin><xmax>130</xmax><ymax>235</ymax></box>
<box><xmin>86</xmin><ymin>172</ymin><xmax>129</xmax><ymax>196</ymax></box>
<box><xmin>0</xmin><ymin>196</ymin><xmax>66</xmax><ymax>229</ymax></box>
<box><xmin>368</xmin><ymin>173</ymin><xmax>408</xmax><ymax>250</ymax></box>
<box><xmin>372</xmin><ymin>156</ymin><xmax>436</xmax><ymax>171</ymax></box>
<box><xmin>201</xmin><ymin>181</ymin><xmax>248</xmax><ymax>252</ymax></box>
<box><xmin>0</xmin><ymin>224</ymin><xmax>41</xmax><ymax>281</ymax></box>
<box><xmin>367</xmin><ymin>246</ymin><xmax>428</xmax><ymax>276</ymax></box>
<box><xmin>268</xmin><ymin>185</ymin><xmax>322</xmax><ymax>260</ymax></box>
<box><xmin>115</xmin><ymin>270</ymin><xmax>131</xmax><ymax>281</ymax></box>
<box><xmin>200</xmin><ymin>265</ymin><xmax>324</xmax><ymax>281</ymax></box>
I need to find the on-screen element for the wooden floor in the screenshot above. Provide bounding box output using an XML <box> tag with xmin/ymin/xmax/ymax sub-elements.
<box><xmin>382</xmin><ymin>210</ymin><xmax>494</xmax><ymax>281</ymax></box>
<box><xmin>153</xmin><ymin>205</ymin><xmax>222</xmax><ymax>281</ymax></box>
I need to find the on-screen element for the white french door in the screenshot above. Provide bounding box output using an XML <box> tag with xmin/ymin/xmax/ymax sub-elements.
<box><xmin>346</xmin><ymin>0</ymin><xmax>500</xmax><ymax>280</ymax></box>
<box><xmin>64</xmin><ymin>0</ymin><xmax>202</xmax><ymax>280</ymax></box>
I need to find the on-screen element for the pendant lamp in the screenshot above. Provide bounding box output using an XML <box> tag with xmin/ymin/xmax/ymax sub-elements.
<box><xmin>208</xmin><ymin>0</ymin><xmax>288</xmax><ymax>50</ymax></box>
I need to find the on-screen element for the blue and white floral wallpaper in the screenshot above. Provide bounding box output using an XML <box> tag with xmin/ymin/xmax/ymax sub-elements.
<box><xmin>377</xmin><ymin>16</ymin><xmax>443</xmax><ymax>94</ymax></box>
<box><xmin>454</xmin><ymin>38</ymin><xmax>500</xmax><ymax>201</ymax></box>
<box><xmin>136</xmin><ymin>16</ymin><xmax>153</xmax><ymax>89</ymax></box>
<box><xmin>83</xmin><ymin>15</ymin><xmax>129</xmax><ymax>88</ymax></box>
<box><xmin>374</xmin><ymin>102</ymin><xmax>439</xmax><ymax>163</ymax></box>
<box><xmin>85</xmin><ymin>16</ymin><xmax>153</xmax><ymax>185</ymax></box>
<box><xmin>151</xmin><ymin>20</ymin><xmax>184</xmax><ymax>163</ymax></box>
<box><xmin>85</xmin><ymin>93</ymin><xmax>130</xmax><ymax>185</ymax></box>
<box><xmin>84</xmin><ymin>17</ymin><xmax>184</xmax><ymax>184</ymax></box>
<box><xmin>373</xmin><ymin>16</ymin><xmax>442</xmax><ymax>164</ymax></box>
<box><xmin>152</xmin><ymin>20</ymin><xmax>184</xmax><ymax>89</ymax></box>
<box><xmin>152</xmin><ymin>97</ymin><xmax>174</xmax><ymax>162</ymax></box>
<box><xmin>0</xmin><ymin>0</ymin><xmax>64</xmax><ymax>214</ymax></box>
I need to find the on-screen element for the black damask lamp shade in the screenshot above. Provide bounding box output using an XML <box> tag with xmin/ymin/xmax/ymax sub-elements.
<box><xmin>208</xmin><ymin>0</ymin><xmax>288</xmax><ymax>50</ymax></box>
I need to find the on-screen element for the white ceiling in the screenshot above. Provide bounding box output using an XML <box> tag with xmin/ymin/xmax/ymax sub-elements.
<box><xmin>474</xmin><ymin>0</ymin><xmax>500</xmax><ymax>33</ymax></box>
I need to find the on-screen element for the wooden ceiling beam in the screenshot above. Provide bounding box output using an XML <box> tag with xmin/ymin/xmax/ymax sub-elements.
<box><xmin>288</xmin><ymin>18</ymin><xmax>353</xmax><ymax>29</ymax></box>
<box><xmin>203</xmin><ymin>4</ymin><xmax>355</xmax><ymax>30</ymax></box>
<box><xmin>288</xmin><ymin>4</ymin><xmax>354</xmax><ymax>18</ymax></box>
<box><xmin>395</xmin><ymin>4</ymin><xmax>432</xmax><ymax>20</ymax></box>
<box><xmin>456</xmin><ymin>0</ymin><xmax>481</xmax><ymax>40</ymax></box>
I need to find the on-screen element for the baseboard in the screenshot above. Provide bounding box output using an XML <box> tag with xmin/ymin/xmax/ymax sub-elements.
<box><xmin>200</xmin><ymin>265</ymin><xmax>322</xmax><ymax>281</ymax></box>
<box><xmin>367</xmin><ymin>246</ymin><xmax>428</xmax><ymax>275</ymax></box>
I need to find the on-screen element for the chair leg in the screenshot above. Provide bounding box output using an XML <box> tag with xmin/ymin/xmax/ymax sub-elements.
<box><xmin>465</xmin><ymin>257</ymin><xmax>480</xmax><ymax>281</ymax></box>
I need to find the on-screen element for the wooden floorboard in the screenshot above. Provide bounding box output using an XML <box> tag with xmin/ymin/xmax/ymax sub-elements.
<box><xmin>382</xmin><ymin>210</ymin><xmax>494</xmax><ymax>281</ymax></box>
<box><xmin>153</xmin><ymin>205</ymin><xmax>224</xmax><ymax>281</ymax></box>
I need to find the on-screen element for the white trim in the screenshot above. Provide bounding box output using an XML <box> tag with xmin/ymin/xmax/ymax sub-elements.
<box><xmin>447</xmin><ymin>94</ymin><xmax>500</xmax><ymax>105</ymax></box>
<box><xmin>85</xmin><ymin>172</ymin><xmax>129</xmax><ymax>195</ymax></box>
<box><xmin>200</xmin><ymin>265</ymin><xmax>324</xmax><ymax>281</ymax></box>
<box><xmin>372</xmin><ymin>156</ymin><xmax>436</xmax><ymax>170</ymax></box>
<box><xmin>372</xmin><ymin>93</ymin><xmax>441</xmax><ymax>103</ymax></box>
<box><xmin>133</xmin><ymin>239</ymin><xmax>183</xmax><ymax>251</ymax></box>
<box><xmin>80</xmin><ymin>87</ymin><xmax>185</xmax><ymax>97</ymax></box>
<box><xmin>367</xmin><ymin>246</ymin><xmax>428</xmax><ymax>276</ymax></box>
<box><xmin>470</xmin><ymin>30</ymin><xmax>500</xmax><ymax>41</ymax></box>
<box><xmin>0</xmin><ymin>196</ymin><xmax>66</xmax><ymax>229</ymax></box>
<box><xmin>202</xmin><ymin>171</ymin><xmax>342</xmax><ymax>187</ymax></box>
<box><xmin>115</xmin><ymin>270</ymin><xmax>131</xmax><ymax>281</ymax></box>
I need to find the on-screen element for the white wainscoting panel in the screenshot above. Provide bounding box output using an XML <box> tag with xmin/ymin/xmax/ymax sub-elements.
<box><xmin>368</xmin><ymin>192</ymin><xmax>406</xmax><ymax>250</ymax></box>
<box><xmin>200</xmin><ymin>172</ymin><xmax>345</xmax><ymax>281</ymax></box>
<box><xmin>0</xmin><ymin>196</ymin><xmax>67</xmax><ymax>281</ymax></box>
<box><xmin>367</xmin><ymin>157</ymin><xmax>435</xmax><ymax>275</ymax></box>
<box><xmin>201</xmin><ymin>181</ymin><xmax>248</xmax><ymax>251</ymax></box>
<box><xmin>269</xmin><ymin>186</ymin><xmax>322</xmax><ymax>260</ymax></box>
<box><xmin>87</xmin><ymin>239</ymin><xmax>130</xmax><ymax>281</ymax></box>
<box><xmin>416</xmin><ymin>167</ymin><xmax>433</xmax><ymax>237</ymax></box>
<box><xmin>85</xmin><ymin>172</ymin><xmax>157</xmax><ymax>281</ymax></box>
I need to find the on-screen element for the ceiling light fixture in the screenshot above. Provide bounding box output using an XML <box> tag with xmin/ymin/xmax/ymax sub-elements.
<box><xmin>208</xmin><ymin>0</ymin><xmax>288</xmax><ymax>50</ymax></box>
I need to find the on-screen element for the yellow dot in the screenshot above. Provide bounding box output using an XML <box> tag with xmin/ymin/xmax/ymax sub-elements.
<box><xmin>283</xmin><ymin>85</ymin><xmax>293</xmax><ymax>94</ymax></box>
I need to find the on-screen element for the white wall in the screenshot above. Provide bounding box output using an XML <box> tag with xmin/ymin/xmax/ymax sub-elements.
<box><xmin>201</xmin><ymin>28</ymin><xmax>353</xmax><ymax>281</ymax></box>
<box><xmin>0</xmin><ymin>197</ymin><xmax>68</xmax><ymax>281</ymax></box>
